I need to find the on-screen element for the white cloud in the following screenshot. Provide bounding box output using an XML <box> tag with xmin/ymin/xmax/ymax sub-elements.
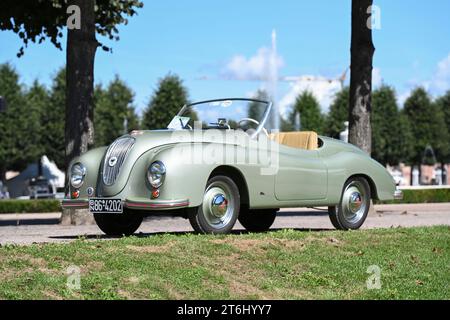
<box><xmin>372</xmin><ymin>67</ymin><xmax>382</xmax><ymax>88</ymax></box>
<box><xmin>431</xmin><ymin>53</ymin><xmax>450</xmax><ymax>93</ymax></box>
<box><xmin>278</xmin><ymin>67</ymin><xmax>381</xmax><ymax>117</ymax></box>
<box><xmin>396</xmin><ymin>91</ymin><xmax>411</xmax><ymax>108</ymax></box>
<box><xmin>397</xmin><ymin>53</ymin><xmax>450</xmax><ymax>107</ymax></box>
<box><xmin>221</xmin><ymin>47</ymin><xmax>284</xmax><ymax>81</ymax></box>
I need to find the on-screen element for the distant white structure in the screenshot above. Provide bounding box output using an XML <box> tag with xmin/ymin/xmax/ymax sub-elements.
<box><xmin>340</xmin><ymin>121</ymin><xmax>349</xmax><ymax>143</ymax></box>
<box><xmin>412</xmin><ymin>167</ymin><xmax>420</xmax><ymax>186</ymax></box>
<box><xmin>5</xmin><ymin>155</ymin><xmax>65</xmax><ymax>198</ymax></box>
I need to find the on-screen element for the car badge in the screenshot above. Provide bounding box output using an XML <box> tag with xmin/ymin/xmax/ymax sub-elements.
<box><xmin>108</xmin><ymin>157</ymin><xmax>118</xmax><ymax>167</ymax></box>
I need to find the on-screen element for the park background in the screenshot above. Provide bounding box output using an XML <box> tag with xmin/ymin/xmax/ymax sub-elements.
<box><xmin>0</xmin><ymin>0</ymin><xmax>448</xmax><ymax>301</ymax></box>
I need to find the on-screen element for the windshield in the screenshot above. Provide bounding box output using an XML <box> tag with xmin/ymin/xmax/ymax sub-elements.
<box><xmin>168</xmin><ymin>99</ymin><xmax>271</xmax><ymax>134</ymax></box>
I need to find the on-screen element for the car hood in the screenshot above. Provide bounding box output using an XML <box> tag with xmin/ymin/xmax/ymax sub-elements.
<box><xmin>98</xmin><ymin>129</ymin><xmax>252</xmax><ymax>196</ymax></box>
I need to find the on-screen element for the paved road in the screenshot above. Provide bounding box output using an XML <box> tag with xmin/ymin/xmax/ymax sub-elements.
<box><xmin>0</xmin><ymin>203</ymin><xmax>449</xmax><ymax>245</ymax></box>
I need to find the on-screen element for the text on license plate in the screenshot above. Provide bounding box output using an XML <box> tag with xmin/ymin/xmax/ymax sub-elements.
<box><xmin>89</xmin><ymin>199</ymin><xmax>123</xmax><ymax>213</ymax></box>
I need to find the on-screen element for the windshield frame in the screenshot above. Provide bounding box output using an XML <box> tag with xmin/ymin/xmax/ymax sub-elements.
<box><xmin>175</xmin><ymin>98</ymin><xmax>272</xmax><ymax>138</ymax></box>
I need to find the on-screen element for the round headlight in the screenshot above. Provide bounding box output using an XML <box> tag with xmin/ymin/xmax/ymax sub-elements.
<box><xmin>147</xmin><ymin>161</ymin><xmax>166</xmax><ymax>188</ymax></box>
<box><xmin>70</xmin><ymin>163</ymin><xmax>86</xmax><ymax>189</ymax></box>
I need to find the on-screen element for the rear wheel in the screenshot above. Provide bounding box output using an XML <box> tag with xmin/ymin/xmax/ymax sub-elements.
<box><xmin>238</xmin><ymin>209</ymin><xmax>277</xmax><ymax>232</ymax></box>
<box><xmin>94</xmin><ymin>209</ymin><xmax>143</xmax><ymax>236</ymax></box>
<box><xmin>328</xmin><ymin>177</ymin><xmax>371</xmax><ymax>230</ymax></box>
<box><xmin>188</xmin><ymin>175</ymin><xmax>240</xmax><ymax>234</ymax></box>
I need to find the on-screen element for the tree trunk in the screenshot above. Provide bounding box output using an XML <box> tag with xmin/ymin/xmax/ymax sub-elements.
<box><xmin>349</xmin><ymin>0</ymin><xmax>375</xmax><ymax>154</ymax></box>
<box><xmin>63</xmin><ymin>0</ymin><xmax>98</xmax><ymax>224</ymax></box>
<box><xmin>65</xmin><ymin>0</ymin><xmax>97</xmax><ymax>174</ymax></box>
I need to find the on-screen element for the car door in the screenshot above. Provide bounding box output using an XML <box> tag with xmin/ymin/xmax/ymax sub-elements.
<box><xmin>274</xmin><ymin>146</ymin><xmax>327</xmax><ymax>201</ymax></box>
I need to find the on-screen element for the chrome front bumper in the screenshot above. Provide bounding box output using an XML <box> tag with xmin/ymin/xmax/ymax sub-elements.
<box><xmin>61</xmin><ymin>198</ymin><xmax>190</xmax><ymax>211</ymax></box>
<box><xmin>393</xmin><ymin>189</ymin><xmax>403</xmax><ymax>200</ymax></box>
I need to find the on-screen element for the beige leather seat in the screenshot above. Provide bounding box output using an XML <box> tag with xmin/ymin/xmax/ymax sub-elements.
<box><xmin>269</xmin><ymin>131</ymin><xmax>318</xmax><ymax>150</ymax></box>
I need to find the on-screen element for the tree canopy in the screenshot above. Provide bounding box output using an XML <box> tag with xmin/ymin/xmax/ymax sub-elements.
<box><xmin>0</xmin><ymin>0</ymin><xmax>144</xmax><ymax>57</ymax></box>
<box><xmin>435</xmin><ymin>90</ymin><xmax>450</xmax><ymax>163</ymax></box>
<box><xmin>95</xmin><ymin>76</ymin><xmax>139</xmax><ymax>147</ymax></box>
<box><xmin>403</xmin><ymin>87</ymin><xmax>449</xmax><ymax>165</ymax></box>
<box><xmin>142</xmin><ymin>74</ymin><xmax>189</xmax><ymax>130</ymax></box>
<box><xmin>41</xmin><ymin>68</ymin><xmax>66</xmax><ymax>169</ymax></box>
<box><xmin>0</xmin><ymin>64</ymin><xmax>41</xmax><ymax>179</ymax></box>
<box><xmin>324</xmin><ymin>87</ymin><xmax>349</xmax><ymax>138</ymax></box>
<box><xmin>248</xmin><ymin>89</ymin><xmax>269</xmax><ymax>121</ymax></box>
<box><xmin>288</xmin><ymin>91</ymin><xmax>324</xmax><ymax>134</ymax></box>
<box><xmin>371</xmin><ymin>85</ymin><xmax>413</xmax><ymax>165</ymax></box>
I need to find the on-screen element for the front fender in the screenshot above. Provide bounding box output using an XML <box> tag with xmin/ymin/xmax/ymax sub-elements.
<box><xmin>325</xmin><ymin>151</ymin><xmax>396</xmax><ymax>202</ymax></box>
<box><xmin>150</xmin><ymin>144</ymin><xmax>217</xmax><ymax>207</ymax></box>
<box><xmin>67</xmin><ymin>146</ymin><xmax>107</xmax><ymax>198</ymax></box>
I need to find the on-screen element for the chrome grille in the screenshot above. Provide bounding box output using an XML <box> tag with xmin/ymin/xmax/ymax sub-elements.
<box><xmin>102</xmin><ymin>137</ymin><xmax>135</xmax><ymax>186</ymax></box>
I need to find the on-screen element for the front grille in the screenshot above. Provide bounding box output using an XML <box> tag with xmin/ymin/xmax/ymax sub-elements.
<box><xmin>102</xmin><ymin>137</ymin><xmax>135</xmax><ymax>186</ymax></box>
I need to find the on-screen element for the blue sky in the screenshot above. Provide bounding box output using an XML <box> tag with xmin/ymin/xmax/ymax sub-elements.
<box><xmin>1</xmin><ymin>0</ymin><xmax>449</xmax><ymax>116</ymax></box>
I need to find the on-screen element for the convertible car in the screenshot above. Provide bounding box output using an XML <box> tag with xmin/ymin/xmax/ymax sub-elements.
<box><xmin>62</xmin><ymin>98</ymin><xmax>402</xmax><ymax>235</ymax></box>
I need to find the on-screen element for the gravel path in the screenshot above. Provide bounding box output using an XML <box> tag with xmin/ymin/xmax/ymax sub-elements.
<box><xmin>0</xmin><ymin>203</ymin><xmax>449</xmax><ymax>245</ymax></box>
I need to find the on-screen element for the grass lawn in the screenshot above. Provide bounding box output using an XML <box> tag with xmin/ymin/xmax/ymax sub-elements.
<box><xmin>0</xmin><ymin>226</ymin><xmax>448</xmax><ymax>300</ymax></box>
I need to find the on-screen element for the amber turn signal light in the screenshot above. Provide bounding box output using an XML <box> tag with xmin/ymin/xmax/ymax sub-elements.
<box><xmin>151</xmin><ymin>189</ymin><xmax>160</xmax><ymax>199</ymax></box>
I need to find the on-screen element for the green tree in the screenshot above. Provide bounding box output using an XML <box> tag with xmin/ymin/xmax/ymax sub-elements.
<box><xmin>324</xmin><ymin>87</ymin><xmax>349</xmax><ymax>138</ymax></box>
<box><xmin>0</xmin><ymin>64</ymin><xmax>42</xmax><ymax>180</ymax></box>
<box><xmin>403</xmin><ymin>88</ymin><xmax>449</xmax><ymax>166</ymax></box>
<box><xmin>40</xmin><ymin>68</ymin><xmax>66</xmax><ymax>169</ymax></box>
<box><xmin>142</xmin><ymin>74</ymin><xmax>189</xmax><ymax>130</ymax></box>
<box><xmin>371</xmin><ymin>85</ymin><xmax>413</xmax><ymax>165</ymax></box>
<box><xmin>0</xmin><ymin>0</ymin><xmax>143</xmax><ymax>171</ymax></box>
<box><xmin>25</xmin><ymin>80</ymin><xmax>50</xmax><ymax>170</ymax></box>
<box><xmin>248</xmin><ymin>89</ymin><xmax>269</xmax><ymax>121</ymax></box>
<box><xmin>95</xmin><ymin>76</ymin><xmax>139</xmax><ymax>146</ymax></box>
<box><xmin>435</xmin><ymin>90</ymin><xmax>450</xmax><ymax>164</ymax></box>
<box><xmin>288</xmin><ymin>91</ymin><xmax>324</xmax><ymax>134</ymax></box>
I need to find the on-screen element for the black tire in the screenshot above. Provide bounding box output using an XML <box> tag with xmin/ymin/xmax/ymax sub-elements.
<box><xmin>188</xmin><ymin>175</ymin><xmax>240</xmax><ymax>234</ymax></box>
<box><xmin>238</xmin><ymin>209</ymin><xmax>277</xmax><ymax>232</ymax></box>
<box><xmin>94</xmin><ymin>209</ymin><xmax>143</xmax><ymax>236</ymax></box>
<box><xmin>328</xmin><ymin>177</ymin><xmax>371</xmax><ymax>230</ymax></box>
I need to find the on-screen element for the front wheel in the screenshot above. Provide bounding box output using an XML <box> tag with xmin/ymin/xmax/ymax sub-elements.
<box><xmin>94</xmin><ymin>210</ymin><xmax>143</xmax><ymax>236</ymax></box>
<box><xmin>328</xmin><ymin>177</ymin><xmax>371</xmax><ymax>230</ymax></box>
<box><xmin>238</xmin><ymin>209</ymin><xmax>277</xmax><ymax>232</ymax></box>
<box><xmin>188</xmin><ymin>175</ymin><xmax>240</xmax><ymax>234</ymax></box>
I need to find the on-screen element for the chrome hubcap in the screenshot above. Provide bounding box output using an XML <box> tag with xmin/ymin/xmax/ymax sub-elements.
<box><xmin>211</xmin><ymin>194</ymin><xmax>228</xmax><ymax>218</ymax></box>
<box><xmin>202</xmin><ymin>183</ymin><xmax>234</xmax><ymax>229</ymax></box>
<box><xmin>341</xmin><ymin>181</ymin><xmax>367</xmax><ymax>224</ymax></box>
<box><xmin>349</xmin><ymin>191</ymin><xmax>362</xmax><ymax>213</ymax></box>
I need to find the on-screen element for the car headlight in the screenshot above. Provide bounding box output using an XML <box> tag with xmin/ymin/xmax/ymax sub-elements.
<box><xmin>70</xmin><ymin>163</ymin><xmax>86</xmax><ymax>189</ymax></box>
<box><xmin>147</xmin><ymin>161</ymin><xmax>166</xmax><ymax>188</ymax></box>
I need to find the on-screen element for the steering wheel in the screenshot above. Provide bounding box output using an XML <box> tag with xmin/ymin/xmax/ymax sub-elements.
<box><xmin>238</xmin><ymin>118</ymin><xmax>269</xmax><ymax>137</ymax></box>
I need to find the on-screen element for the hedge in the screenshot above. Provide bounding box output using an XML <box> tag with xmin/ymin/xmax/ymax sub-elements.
<box><xmin>377</xmin><ymin>188</ymin><xmax>450</xmax><ymax>204</ymax></box>
<box><xmin>0</xmin><ymin>199</ymin><xmax>61</xmax><ymax>214</ymax></box>
<box><xmin>0</xmin><ymin>188</ymin><xmax>449</xmax><ymax>213</ymax></box>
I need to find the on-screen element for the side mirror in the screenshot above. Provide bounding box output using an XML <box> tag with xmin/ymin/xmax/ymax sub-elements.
<box><xmin>0</xmin><ymin>96</ymin><xmax>6</xmax><ymax>113</ymax></box>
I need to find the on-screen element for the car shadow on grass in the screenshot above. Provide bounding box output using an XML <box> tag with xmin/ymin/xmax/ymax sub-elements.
<box><xmin>48</xmin><ymin>227</ymin><xmax>333</xmax><ymax>241</ymax></box>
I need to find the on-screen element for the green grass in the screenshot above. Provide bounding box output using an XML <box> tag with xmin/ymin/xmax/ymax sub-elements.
<box><xmin>0</xmin><ymin>226</ymin><xmax>448</xmax><ymax>300</ymax></box>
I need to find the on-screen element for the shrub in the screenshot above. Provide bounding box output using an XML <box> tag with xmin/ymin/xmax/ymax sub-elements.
<box><xmin>377</xmin><ymin>188</ymin><xmax>450</xmax><ymax>204</ymax></box>
<box><xmin>0</xmin><ymin>199</ymin><xmax>61</xmax><ymax>213</ymax></box>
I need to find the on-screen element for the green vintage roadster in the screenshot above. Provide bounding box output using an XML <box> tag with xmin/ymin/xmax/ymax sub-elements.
<box><xmin>62</xmin><ymin>98</ymin><xmax>402</xmax><ymax>235</ymax></box>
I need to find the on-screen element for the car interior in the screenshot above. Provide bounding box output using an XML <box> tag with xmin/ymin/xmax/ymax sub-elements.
<box><xmin>268</xmin><ymin>131</ymin><xmax>320</xmax><ymax>150</ymax></box>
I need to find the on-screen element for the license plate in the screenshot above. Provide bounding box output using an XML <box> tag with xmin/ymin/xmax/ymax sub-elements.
<box><xmin>89</xmin><ymin>198</ymin><xmax>123</xmax><ymax>214</ymax></box>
